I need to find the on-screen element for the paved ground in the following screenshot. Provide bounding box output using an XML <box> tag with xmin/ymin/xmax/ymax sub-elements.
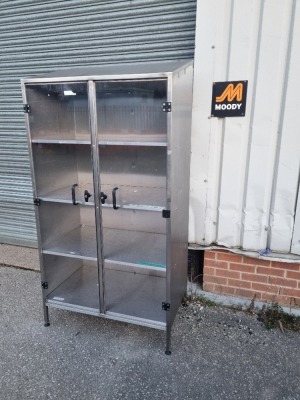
<box><xmin>0</xmin><ymin>244</ymin><xmax>39</xmax><ymax>270</ymax></box>
<box><xmin>1</xmin><ymin>265</ymin><xmax>300</xmax><ymax>400</ymax></box>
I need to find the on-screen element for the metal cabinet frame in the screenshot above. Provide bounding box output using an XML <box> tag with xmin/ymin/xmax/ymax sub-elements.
<box><xmin>21</xmin><ymin>60</ymin><xmax>193</xmax><ymax>354</ymax></box>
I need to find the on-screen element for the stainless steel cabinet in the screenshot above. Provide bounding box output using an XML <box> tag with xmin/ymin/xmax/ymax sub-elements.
<box><xmin>21</xmin><ymin>61</ymin><xmax>193</xmax><ymax>353</ymax></box>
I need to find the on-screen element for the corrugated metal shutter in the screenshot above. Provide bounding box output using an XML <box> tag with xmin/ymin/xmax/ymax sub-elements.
<box><xmin>0</xmin><ymin>0</ymin><xmax>197</xmax><ymax>247</ymax></box>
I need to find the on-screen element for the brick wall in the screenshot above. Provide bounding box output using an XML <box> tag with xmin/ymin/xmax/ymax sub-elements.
<box><xmin>203</xmin><ymin>250</ymin><xmax>300</xmax><ymax>307</ymax></box>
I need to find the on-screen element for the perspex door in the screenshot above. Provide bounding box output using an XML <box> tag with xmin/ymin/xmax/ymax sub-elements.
<box><xmin>95</xmin><ymin>80</ymin><xmax>168</xmax><ymax>328</ymax></box>
<box><xmin>25</xmin><ymin>83</ymin><xmax>100</xmax><ymax>313</ymax></box>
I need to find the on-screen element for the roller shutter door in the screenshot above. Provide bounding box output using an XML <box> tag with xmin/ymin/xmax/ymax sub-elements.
<box><xmin>0</xmin><ymin>0</ymin><xmax>197</xmax><ymax>247</ymax></box>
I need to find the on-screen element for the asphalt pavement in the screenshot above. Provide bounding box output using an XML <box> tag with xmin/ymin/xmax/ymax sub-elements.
<box><xmin>1</xmin><ymin>265</ymin><xmax>300</xmax><ymax>400</ymax></box>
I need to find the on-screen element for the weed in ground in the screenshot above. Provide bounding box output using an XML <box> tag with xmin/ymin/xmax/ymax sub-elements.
<box><xmin>184</xmin><ymin>292</ymin><xmax>300</xmax><ymax>333</ymax></box>
<box><xmin>257</xmin><ymin>303</ymin><xmax>300</xmax><ymax>332</ymax></box>
<box><xmin>183</xmin><ymin>293</ymin><xmax>218</xmax><ymax>308</ymax></box>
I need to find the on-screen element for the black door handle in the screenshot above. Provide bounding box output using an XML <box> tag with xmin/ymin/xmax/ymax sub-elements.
<box><xmin>112</xmin><ymin>187</ymin><xmax>119</xmax><ymax>210</ymax></box>
<box><xmin>84</xmin><ymin>190</ymin><xmax>92</xmax><ymax>202</ymax></box>
<box><xmin>100</xmin><ymin>192</ymin><xmax>107</xmax><ymax>204</ymax></box>
<box><xmin>72</xmin><ymin>184</ymin><xmax>78</xmax><ymax>205</ymax></box>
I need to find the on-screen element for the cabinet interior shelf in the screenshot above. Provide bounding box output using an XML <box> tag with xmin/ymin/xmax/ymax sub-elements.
<box><xmin>46</xmin><ymin>265</ymin><xmax>167</xmax><ymax>327</ymax></box>
<box><xmin>32</xmin><ymin>139</ymin><xmax>90</xmax><ymax>145</ymax></box>
<box><xmin>43</xmin><ymin>225</ymin><xmax>97</xmax><ymax>260</ymax></box>
<box><xmin>39</xmin><ymin>184</ymin><xmax>165</xmax><ymax>211</ymax></box>
<box><xmin>42</xmin><ymin>225</ymin><xmax>166</xmax><ymax>270</ymax></box>
<box><xmin>39</xmin><ymin>186</ymin><xmax>94</xmax><ymax>206</ymax></box>
<box><xmin>31</xmin><ymin>139</ymin><xmax>167</xmax><ymax>147</ymax></box>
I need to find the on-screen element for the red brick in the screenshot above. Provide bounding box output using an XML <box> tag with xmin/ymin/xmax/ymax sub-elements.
<box><xmin>203</xmin><ymin>282</ymin><xmax>215</xmax><ymax>292</ymax></box>
<box><xmin>215</xmin><ymin>268</ymin><xmax>240</xmax><ymax>279</ymax></box>
<box><xmin>205</xmin><ymin>259</ymin><xmax>229</xmax><ymax>269</ymax></box>
<box><xmin>294</xmin><ymin>298</ymin><xmax>300</xmax><ymax>306</ymax></box>
<box><xmin>219</xmin><ymin>286</ymin><xmax>236</xmax><ymax>296</ymax></box>
<box><xmin>235</xmin><ymin>288</ymin><xmax>259</xmax><ymax>300</ymax></box>
<box><xmin>281</xmin><ymin>288</ymin><xmax>300</xmax><ymax>299</ymax></box>
<box><xmin>203</xmin><ymin>266</ymin><xmax>215</xmax><ymax>276</ymax></box>
<box><xmin>271</xmin><ymin>261</ymin><xmax>300</xmax><ymax>271</ymax></box>
<box><xmin>269</xmin><ymin>277</ymin><xmax>298</xmax><ymax>289</ymax></box>
<box><xmin>260</xmin><ymin>292</ymin><xmax>278</xmax><ymax>303</ymax></box>
<box><xmin>229</xmin><ymin>263</ymin><xmax>256</xmax><ymax>273</ymax></box>
<box><xmin>286</xmin><ymin>270</ymin><xmax>300</xmax><ymax>280</ymax></box>
<box><xmin>216</xmin><ymin>252</ymin><xmax>243</xmax><ymax>263</ymax></box>
<box><xmin>205</xmin><ymin>275</ymin><xmax>227</xmax><ymax>285</ymax></box>
<box><xmin>243</xmin><ymin>257</ymin><xmax>270</xmax><ymax>267</ymax></box>
<box><xmin>241</xmin><ymin>273</ymin><xmax>268</xmax><ymax>283</ymax></box>
<box><xmin>282</xmin><ymin>296</ymin><xmax>298</xmax><ymax>306</ymax></box>
<box><xmin>256</xmin><ymin>266</ymin><xmax>285</xmax><ymax>277</ymax></box>
<box><xmin>251</xmin><ymin>282</ymin><xmax>279</xmax><ymax>294</ymax></box>
<box><xmin>261</xmin><ymin>293</ymin><xmax>291</xmax><ymax>305</ymax></box>
<box><xmin>227</xmin><ymin>279</ymin><xmax>252</xmax><ymax>289</ymax></box>
<box><xmin>204</xmin><ymin>251</ymin><xmax>216</xmax><ymax>260</ymax></box>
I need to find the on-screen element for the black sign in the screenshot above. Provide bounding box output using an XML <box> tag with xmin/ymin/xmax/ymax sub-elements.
<box><xmin>211</xmin><ymin>80</ymin><xmax>248</xmax><ymax>118</ymax></box>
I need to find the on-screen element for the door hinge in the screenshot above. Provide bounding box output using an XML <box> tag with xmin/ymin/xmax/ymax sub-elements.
<box><xmin>162</xmin><ymin>102</ymin><xmax>171</xmax><ymax>112</ymax></box>
<box><xmin>23</xmin><ymin>104</ymin><xmax>31</xmax><ymax>113</ymax></box>
<box><xmin>41</xmin><ymin>282</ymin><xmax>48</xmax><ymax>290</ymax></box>
<box><xmin>34</xmin><ymin>198</ymin><xmax>41</xmax><ymax>206</ymax></box>
<box><xmin>162</xmin><ymin>209</ymin><xmax>170</xmax><ymax>218</ymax></box>
<box><xmin>162</xmin><ymin>302</ymin><xmax>170</xmax><ymax>311</ymax></box>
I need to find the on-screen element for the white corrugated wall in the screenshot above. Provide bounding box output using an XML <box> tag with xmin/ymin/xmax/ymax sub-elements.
<box><xmin>0</xmin><ymin>0</ymin><xmax>197</xmax><ymax>247</ymax></box>
<box><xmin>190</xmin><ymin>0</ymin><xmax>300</xmax><ymax>256</ymax></box>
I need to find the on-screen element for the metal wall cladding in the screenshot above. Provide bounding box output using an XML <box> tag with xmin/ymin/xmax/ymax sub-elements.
<box><xmin>0</xmin><ymin>0</ymin><xmax>197</xmax><ymax>247</ymax></box>
<box><xmin>190</xmin><ymin>0</ymin><xmax>300</xmax><ymax>255</ymax></box>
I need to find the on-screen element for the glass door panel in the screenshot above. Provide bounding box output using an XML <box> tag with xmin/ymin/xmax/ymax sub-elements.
<box><xmin>26</xmin><ymin>83</ymin><xmax>89</xmax><ymax>141</ymax></box>
<box><xmin>43</xmin><ymin>255</ymin><xmax>99</xmax><ymax>312</ymax></box>
<box><xmin>32</xmin><ymin>143</ymin><xmax>94</xmax><ymax>204</ymax></box>
<box><xmin>98</xmin><ymin>145</ymin><xmax>166</xmax><ymax>210</ymax></box>
<box><xmin>96</xmin><ymin>80</ymin><xmax>167</xmax><ymax>144</ymax></box>
<box><xmin>96</xmin><ymin>80</ymin><xmax>168</xmax><ymax>326</ymax></box>
<box><xmin>26</xmin><ymin>82</ymin><xmax>100</xmax><ymax>313</ymax></box>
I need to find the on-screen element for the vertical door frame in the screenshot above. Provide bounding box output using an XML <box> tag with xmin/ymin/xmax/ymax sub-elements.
<box><xmin>89</xmin><ymin>80</ymin><xmax>106</xmax><ymax>314</ymax></box>
<box><xmin>165</xmin><ymin>74</ymin><xmax>172</xmax><ymax>334</ymax></box>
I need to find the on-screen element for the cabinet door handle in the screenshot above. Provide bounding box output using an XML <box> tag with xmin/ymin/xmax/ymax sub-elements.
<box><xmin>84</xmin><ymin>190</ymin><xmax>92</xmax><ymax>202</ymax></box>
<box><xmin>100</xmin><ymin>192</ymin><xmax>107</xmax><ymax>204</ymax></box>
<box><xmin>112</xmin><ymin>187</ymin><xmax>119</xmax><ymax>210</ymax></box>
<box><xmin>72</xmin><ymin>184</ymin><xmax>78</xmax><ymax>205</ymax></box>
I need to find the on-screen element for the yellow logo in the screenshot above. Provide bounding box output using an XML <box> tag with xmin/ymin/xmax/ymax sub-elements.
<box><xmin>216</xmin><ymin>83</ymin><xmax>243</xmax><ymax>102</ymax></box>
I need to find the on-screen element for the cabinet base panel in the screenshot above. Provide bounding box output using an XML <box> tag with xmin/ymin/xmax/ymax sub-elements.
<box><xmin>46</xmin><ymin>265</ymin><xmax>166</xmax><ymax>329</ymax></box>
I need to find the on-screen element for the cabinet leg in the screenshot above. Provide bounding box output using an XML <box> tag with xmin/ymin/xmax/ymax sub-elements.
<box><xmin>165</xmin><ymin>326</ymin><xmax>172</xmax><ymax>355</ymax></box>
<box><xmin>43</xmin><ymin>303</ymin><xmax>50</xmax><ymax>327</ymax></box>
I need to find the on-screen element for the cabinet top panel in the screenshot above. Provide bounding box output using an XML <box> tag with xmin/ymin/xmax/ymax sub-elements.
<box><xmin>21</xmin><ymin>60</ymin><xmax>193</xmax><ymax>83</ymax></box>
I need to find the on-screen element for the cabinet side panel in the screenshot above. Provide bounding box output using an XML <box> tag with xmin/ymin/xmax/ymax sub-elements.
<box><xmin>168</xmin><ymin>63</ymin><xmax>193</xmax><ymax>326</ymax></box>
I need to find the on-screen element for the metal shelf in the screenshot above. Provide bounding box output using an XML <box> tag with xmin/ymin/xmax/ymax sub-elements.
<box><xmin>43</xmin><ymin>224</ymin><xmax>166</xmax><ymax>269</ymax></box>
<box><xmin>31</xmin><ymin>131</ymin><xmax>167</xmax><ymax>146</ymax></box>
<box><xmin>105</xmin><ymin>267</ymin><xmax>166</xmax><ymax>324</ymax></box>
<box><xmin>99</xmin><ymin>140</ymin><xmax>167</xmax><ymax>147</ymax></box>
<box><xmin>43</xmin><ymin>225</ymin><xmax>97</xmax><ymax>260</ymax></box>
<box><xmin>47</xmin><ymin>265</ymin><xmax>166</xmax><ymax>327</ymax></box>
<box><xmin>103</xmin><ymin>227</ymin><xmax>166</xmax><ymax>268</ymax></box>
<box><xmin>100</xmin><ymin>184</ymin><xmax>165</xmax><ymax>211</ymax></box>
<box><xmin>39</xmin><ymin>184</ymin><xmax>164</xmax><ymax>212</ymax></box>
<box><xmin>40</xmin><ymin>185</ymin><xmax>95</xmax><ymax>206</ymax></box>
<box><xmin>47</xmin><ymin>265</ymin><xmax>99</xmax><ymax>311</ymax></box>
<box><xmin>32</xmin><ymin>139</ymin><xmax>90</xmax><ymax>145</ymax></box>
<box><xmin>98</xmin><ymin>132</ymin><xmax>167</xmax><ymax>145</ymax></box>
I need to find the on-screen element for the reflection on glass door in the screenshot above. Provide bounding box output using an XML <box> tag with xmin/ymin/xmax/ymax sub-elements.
<box><xmin>26</xmin><ymin>83</ymin><xmax>100</xmax><ymax>312</ymax></box>
<box><xmin>96</xmin><ymin>80</ymin><xmax>168</xmax><ymax>326</ymax></box>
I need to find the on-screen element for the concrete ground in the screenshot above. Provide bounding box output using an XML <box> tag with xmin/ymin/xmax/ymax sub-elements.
<box><xmin>1</xmin><ymin>265</ymin><xmax>300</xmax><ymax>400</ymax></box>
<box><xmin>0</xmin><ymin>244</ymin><xmax>39</xmax><ymax>270</ymax></box>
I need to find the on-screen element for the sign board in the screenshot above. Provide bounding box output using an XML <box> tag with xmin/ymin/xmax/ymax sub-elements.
<box><xmin>211</xmin><ymin>81</ymin><xmax>248</xmax><ymax>117</ymax></box>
